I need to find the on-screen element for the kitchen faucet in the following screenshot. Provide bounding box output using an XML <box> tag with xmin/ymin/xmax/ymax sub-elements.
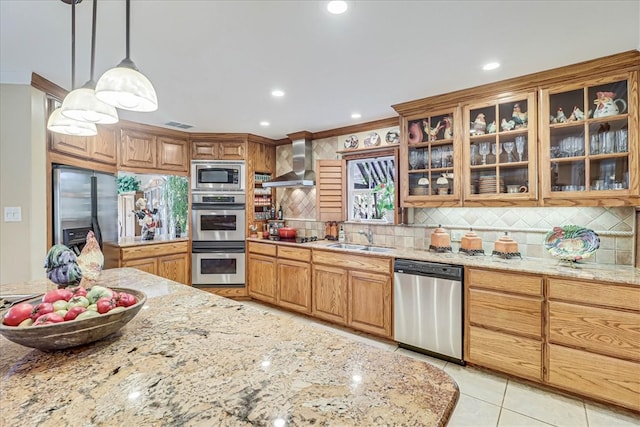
<box><xmin>359</xmin><ymin>228</ymin><xmax>374</xmax><ymax>245</ymax></box>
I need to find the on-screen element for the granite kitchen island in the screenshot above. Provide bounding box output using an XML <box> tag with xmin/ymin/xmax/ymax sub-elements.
<box><xmin>0</xmin><ymin>268</ymin><xmax>458</xmax><ymax>426</ymax></box>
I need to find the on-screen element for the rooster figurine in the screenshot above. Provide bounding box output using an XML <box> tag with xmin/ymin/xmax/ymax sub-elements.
<box><xmin>556</xmin><ymin>107</ymin><xmax>567</xmax><ymax>123</ymax></box>
<box><xmin>511</xmin><ymin>103</ymin><xmax>528</xmax><ymax>128</ymax></box>
<box><xmin>44</xmin><ymin>244</ymin><xmax>83</xmax><ymax>288</ymax></box>
<box><xmin>500</xmin><ymin>118</ymin><xmax>515</xmax><ymax>132</ymax></box>
<box><xmin>472</xmin><ymin>113</ymin><xmax>486</xmax><ymax>135</ymax></box>
<box><xmin>77</xmin><ymin>230</ymin><xmax>104</xmax><ymax>282</ymax></box>
<box><xmin>442</xmin><ymin>116</ymin><xmax>453</xmax><ymax>139</ymax></box>
<box><xmin>486</xmin><ymin>120</ymin><xmax>497</xmax><ymax>134</ymax></box>
<box><xmin>423</xmin><ymin>120</ymin><xmax>443</xmax><ymax>141</ymax></box>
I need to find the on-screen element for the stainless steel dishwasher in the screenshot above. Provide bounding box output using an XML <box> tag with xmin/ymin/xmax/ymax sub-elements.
<box><xmin>393</xmin><ymin>259</ymin><xmax>464</xmax><ymax>365</ymax></box>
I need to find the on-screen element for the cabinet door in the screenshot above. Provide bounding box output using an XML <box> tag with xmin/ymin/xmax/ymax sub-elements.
<box><xmin>247</xmin><ymin>253</ymin><xmax>277</xmax><ymax>303</ymax></box>
<box><xmin>401</xmin><ymin>108</ymin><xmax>462</xmax><ymax>206</ymax></box>
<box><xmin>50</xmin><ymin>133</ymin><xmax>89</xmax><ymax>158</ymax></box>
<box><xmin>219</xmin><ymin>141</ymin><xmax>246</xmax><ymax>160</ymax></box>
<box><xmin>123</xmin><ymin>257</ymin><xmax>157</xmax><ymax>275</ymax></box>
<box><xmin>468</xmin><ymin>326</ymin><xmax>543</xmax><ymax>381</ymax></box>
<box><xmin>90</xmin><ymin>126</ymin><xmax>117</xmax><ymax>165</ymax></box>
<box><xmin>540</xmin><ymin>72</ymin><xmax>639</xmax><ymax>205</ymax></box>
<box><xmin>469</xmin><ymin>288</ymin><xmax>542</xmax><ymax>339</ymax></box>
<box><xmin>158</xmin><ymin>136</ymin><xmax>188</xmax><ymax>172</ymax></box>
<box><xmin>548</xmin><ymin>343</ymin><xmax>640</xmax><ymax>412</ymax></box>
<box><xmin>464</xmin><ymin>92</ymin><xmax>538</xmax><ymax>205</ymax></box>
<box><xmin>348</xmin><ymin>270</ymin><xmax>392</xmax><ymax>338</ymax></box>
<box><xmin>119</xmin><ymin>130</ymin><xmax>157</xmax><ymax>169</ymax></box>
<box><xmin>192</xmin><ymin>141</ymin><xmax>220</xmax><ymax>159</ymax></box>
<box><xmin>312</xmin><ymin>264</ymin><xmax>348</xmax><ymax>325</ymax></box>
<box><xmin>277</xmin><ymin>259</ymin><xmax>311</xmax><ymax>314</ymax></box>
<box><xmin>158</xmin><ymin>253</ymin><xmax>189</xmax><ymax>284</ymax></box>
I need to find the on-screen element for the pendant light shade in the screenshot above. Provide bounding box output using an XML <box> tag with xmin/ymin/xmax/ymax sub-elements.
<box><xmin>95</xmin><ymin>0</ymin><xmax>157</xmax><ymax>112</ymax></box>
<box><xmin>61</xmin><ymin>0</ymin><xmax>119</xmax><ymax>124</ymax></box>
<box><xmin>48</xmin><ymin>107</ymin><xmax>98</xmax><ymax>136</ymax></box>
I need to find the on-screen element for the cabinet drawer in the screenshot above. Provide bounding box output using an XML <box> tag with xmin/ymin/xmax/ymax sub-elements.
<box><xmin>313</xmin><ymin>250</ymin><xmax>391</xmax><ymax>274</ymax></box>
<box><xmin>121</xmin><ymin>241</ymin><xmax>188</xmax><ymax>261</ymax></box>
<box><xmin>278</xmin><ymin>246</ymin><xmax>311</xmax><ymax>262</ymax></box>
<box><xmin>469</xmin><ymin>289</ymin><xmax>543</xmax><ymax>338</ymax></box>
<box><xmin>467</xmin><ymin>326</ymin><xmax>542</xmax><ymax>381</ymax></box>
<box><xmin>467</xmin><ymin>268</ymin><xmax>542</xmax><ymax>296</ymax></box>
<box><xmin>549</xmin><ymin>301</ymin><xmax>640</xmax><ymax>362</ymax></box>
<box><xmin>548</xmin><ymin>278</ymin><xmax>640</xmax><ymax>312</ymax></box>
<box><xmin>248</xmin><ymin>241</ymin><xmax>277</xmax><ymax>257</ymax></box>
<box><xmin>548</xmin><ymin>343</ymin><xmax>640</xmax><ymax>412</ymax></box>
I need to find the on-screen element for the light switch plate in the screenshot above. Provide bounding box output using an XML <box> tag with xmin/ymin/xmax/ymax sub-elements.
<box><xmin>4</xmin><ymin>206</ymin><xmax>22</xmax><ymax>222</ymax></box>
<box><xmin>450</xmin><ymin>230</ymin><xmax>463</xmax><ymax>242</ymax></box>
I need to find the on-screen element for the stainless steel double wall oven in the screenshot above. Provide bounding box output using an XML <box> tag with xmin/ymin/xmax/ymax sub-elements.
<box><xmin>191</xmin><ymin>161</ymin><xmax>246</xmax><ymax>288</ymax></box>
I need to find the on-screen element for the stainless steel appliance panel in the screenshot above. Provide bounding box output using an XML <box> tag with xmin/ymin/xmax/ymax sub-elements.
<box><xmin>191</xmin><ymin>160</ymin><xmax>245</xmax><ymax>192</ymax></box>
<box><xmin>192</xmin><ymin>252</ymin><xmax>245</xmax><ymax>286</ymax></box>
<box><xmin>53</xmin><ymin>165</ymin><xmax>117</xmax><ymax>247</ymax></box>
<box><xmin>393</xmin><ymin>259</ymin><xmax>463</xmax><ymax>364</ymax></box>
<box><xmin>192</xmin><ymin>208</ymin><xmax>246</xmax><ymax>241</ymax></box>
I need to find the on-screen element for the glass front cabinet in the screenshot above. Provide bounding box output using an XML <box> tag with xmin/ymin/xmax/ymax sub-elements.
<box><xmin>540</xmin><ymin>72</ymin><xmax>639</xmax><ymax>205</ymax></box>
<box><xmin>463</xmin><ymin>92</ymin><xmax>538</xmax><ymax>205</ymax></box>
<box><xmin>400</xmin><ymin>108</ymin><xmax>462</xmax><ymax>207</ymax></box>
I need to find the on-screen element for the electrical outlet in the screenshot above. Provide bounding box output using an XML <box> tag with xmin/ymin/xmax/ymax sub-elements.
<box><xmin>4</xmin><ymin>206</ymin><xmax>22</xmax><ymax>222</ymax></box>
<box><xmin>450</xmin><ymin>230</ymin><xmax>463</xmax><ymax>242</ymax></box>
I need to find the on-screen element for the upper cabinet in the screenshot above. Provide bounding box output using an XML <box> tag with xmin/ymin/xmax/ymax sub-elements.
<box><xmin>540</xmin><ymin>71</ymin><xmax>639</xmax><ymax>205</ymax></box>
<box><xmin>191</xmin><ymin>139</ymin><xmax>246</xmax><ymax>160</ymax></box>
<box><xmin>49</xmin><ymin>124</ymin><xmax>117</xmax><ymax>170</ymax></box>
<box><xmin>463</xmin><ymin>92</ymin><xmax>538</xmax><ymax>205</ymax></box>
<box><xmin>400</xmin><ymin>108</ymin><xmax>462</xmax><ymax>207</ymax></box>
<box><xmin>119</xmin><ymin>126</ymin><xmax>189</xmax><ymax>175</ymax></box>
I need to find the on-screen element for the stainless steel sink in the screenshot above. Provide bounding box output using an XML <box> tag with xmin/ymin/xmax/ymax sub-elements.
<box><xmin>359</xmin><ymin>246</ymin><xmax>393</xmax><ymax>253</ymax></box>
<box><xmin>327</xmin><ymin>243</ymin><xmax>367</xmax><ymax>250</ymax></box>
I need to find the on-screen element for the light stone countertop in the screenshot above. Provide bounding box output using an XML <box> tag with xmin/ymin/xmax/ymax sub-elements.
<box><xmin>105</xmin><ymin>235</ymin><xmax>190</xmax><ymax>248</ymax></box>
<box><xmin>0</xmin><ymin>268</ymin><xmax>459</xmax><ymax>427</ymax></box>
<box><xmin>248</xmin><ymin>238</ymin><xmax>640</xmax><ymax>286</ymax></box>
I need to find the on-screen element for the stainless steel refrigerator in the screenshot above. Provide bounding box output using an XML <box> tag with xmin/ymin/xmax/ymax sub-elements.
<box><xmin>52</xmin><ymin>165</ymin><xmax>118</xmax><ymax>253</ymax></box>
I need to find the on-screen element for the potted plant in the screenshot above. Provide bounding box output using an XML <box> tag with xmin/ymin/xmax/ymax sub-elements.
<box><xmin>117</xmin><ymin>175</ymin><xmax>141</xmax><ymax>194</ymax></box>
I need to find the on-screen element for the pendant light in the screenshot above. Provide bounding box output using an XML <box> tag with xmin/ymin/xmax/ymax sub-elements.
<box><xmin>95</xmin><ymin>0</ymin><xmax>158</xmax><ymax>112</ymax></box>
<box><xmin>48</xmin><ymin>0</ymin><xmax>97</xmax><ymax>136</ymax></box>
<box><xmin>61</xmin><ymin>0</ymin><xmax>119</xmax><ymax>124</ymax></box>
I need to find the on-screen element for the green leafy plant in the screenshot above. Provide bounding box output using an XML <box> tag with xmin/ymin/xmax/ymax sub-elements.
<box><xmin>373</xmin><ymin>180</ymin><xmax>395</xmax><ymax>218</ymax></box>
<box><xmin>117</xmin><ymin>175</ymin><xmax>141</xmax><ymax>194</ymax></box>
<box><xmin>164</xmin><ymin>176</ymin><xmax>188</xmax><ymax>232</ymax></box>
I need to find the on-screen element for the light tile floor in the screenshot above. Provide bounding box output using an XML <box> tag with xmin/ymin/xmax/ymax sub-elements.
<box><xmin>243</xmin><ymin>300</ymin><xmax>640</xmax><ymax>427</ymax></box>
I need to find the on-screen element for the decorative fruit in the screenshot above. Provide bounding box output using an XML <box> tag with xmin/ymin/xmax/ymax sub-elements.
<box><xmin>3</xmin><ymin>303</ymin><xmax>34</xmax><ymax>326</ymax></box>
<box><xmin>43</xmin><ymin>289</ymin><xmax>73</xmax><ymax>303</ymax></box>
<box><xmin>64</xmin><ymin>306</ymin><xmax>87</xmax><ymax>321</ymax></box>
<box><xmin>86</xmin><ymin>286</ymin><xmax>113</xmax><ymax>304</ymax></box>
<box><xmin>30</xmin><ymin>303</ymin><xmax>54</xmax><ymax>321</ymax></box>
<box><xmin>33</xmin><ymin>313</ymin><xmax>65</xmax><ymax>326</ymax></box>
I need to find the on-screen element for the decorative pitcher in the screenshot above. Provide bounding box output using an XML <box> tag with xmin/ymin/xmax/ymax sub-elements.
<box><xmin>593</xmin><ymin>91</ymin><xmax>627</xmax><ymax>118</ymax></box>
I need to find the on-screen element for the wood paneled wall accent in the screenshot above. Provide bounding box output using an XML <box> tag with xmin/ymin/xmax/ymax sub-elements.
<box><xmin>392</xmin><ymin>50</ymin><xmax>640</xmax><ymax>116</ymax></box>
<box><xmin>315</xmin><ymin>159</ymin><xmax>346</xmax><ymax>222</ymax></box>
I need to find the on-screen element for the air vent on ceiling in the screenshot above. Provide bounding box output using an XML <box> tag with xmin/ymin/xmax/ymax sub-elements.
<box><xmin>165</xmin><ymin>121</ymin><xmax>194</xmax><ymax>129</ymax></box>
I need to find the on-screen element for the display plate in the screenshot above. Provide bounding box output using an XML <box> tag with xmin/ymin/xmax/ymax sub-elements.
<box><xmin>544</xmin><ymin>225</ymin><xmax>600</xmax><ymax>261</ymax></box>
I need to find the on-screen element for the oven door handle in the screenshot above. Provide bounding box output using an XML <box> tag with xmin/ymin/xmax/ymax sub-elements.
<box><xmin>192</xmin><ymin>203</ymin><xmax>245</xmax><ymax>210</ymax></box>
<box><xmin>192</xmin><ymin>247</ymin><xmax>246</xmax><ymax>254</ymax></box>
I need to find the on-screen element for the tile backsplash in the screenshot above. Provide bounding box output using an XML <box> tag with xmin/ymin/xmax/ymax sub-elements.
<box><xmin>275</xmin><ymin>138</ymin><xmax>636</xmax><ymax>266</ymax></box>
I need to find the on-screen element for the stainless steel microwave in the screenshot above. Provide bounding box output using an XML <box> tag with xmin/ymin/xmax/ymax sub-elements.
<box><xmin>191</xmin><ymin>160</ymin><xmax>245</xmax><ymax>191</ymax></box>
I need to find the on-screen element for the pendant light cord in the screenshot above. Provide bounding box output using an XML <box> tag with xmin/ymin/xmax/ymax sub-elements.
<box><xmin>71</xmin><ymin>0</ymin><xmax>76</xmax><ymax>89</ymax></box>
<box><xmin>125</xmin><ymin>0</ymin><xmax>130</xmax><ymax>60</ymax></box>
<box><xmin>90</xmin><ymin>0</ymin><xmax>97</xmax><ymax>81</ymax></box>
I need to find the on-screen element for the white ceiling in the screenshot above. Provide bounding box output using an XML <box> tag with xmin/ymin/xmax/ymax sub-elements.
<box><xmin>1</xmin><ymin>1</ymin><xmax>639</xmax><ymax>140</ymax></box>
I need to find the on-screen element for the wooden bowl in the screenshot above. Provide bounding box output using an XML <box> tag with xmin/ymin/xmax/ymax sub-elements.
<box><xmin>0</xmin><ymin>287</ymin><xmax>146</xmax><ymax>351</ymax></box>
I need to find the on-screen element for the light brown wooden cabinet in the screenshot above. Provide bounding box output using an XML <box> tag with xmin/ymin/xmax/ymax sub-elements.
<box><xmin>312</xmin><ymin>249</ymin><xmax>392</xmax><ymax>338</ymax></box>
<box><xmin>247</xmin><ymin>242</ymin><xmax>278</xmax><ymax>304</ymax></box>
<box><xmin>191</xmin><ymin>140</ymin><xmax>246</xmax><ymax>160</ymax></box>
<box><xmin>546</xmin><ymin>277</ymin><xmax>640</xmax><ymax>411</ymax></box>
<box><xmin>50</xmin><ymin>125</ymin><xmax>117</xmax><ymax>166</ymax></box>
<box><xmin>276</xmin><ymin>246</ymin><xmax>311</xmax><ymax>314</ymax></box>
<box><xmin>465</xmin><ymin>268</ymin><xmax>544</xmax><ymax>381</ymax></box>
<box><xmin>103</xmin><ymin>240</ymin><xmax>190</xmax><ymax>284</ymax></box>
<box><xmin>119</xmin><ymin>128</ymin><xmax>189</xmax><ymax>174</ymax></box>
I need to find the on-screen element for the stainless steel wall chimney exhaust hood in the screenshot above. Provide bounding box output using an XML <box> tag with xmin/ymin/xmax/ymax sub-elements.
<box><xmin>262</xmin><ymin>131</ymin><xmax>315</xmax><ymax>188</ymax></box>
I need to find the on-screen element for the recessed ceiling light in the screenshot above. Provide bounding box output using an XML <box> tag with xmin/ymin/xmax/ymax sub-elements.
<box><xmin>260</xmin><ymin>121</ymin><xmax>270</xmax><ymax>126</ymax></box>
<box><xmin>483</xmin><ymin>62</ymin><xmax>500</xmax><ymax>71</ymax></box>
<box><xmin>271</xmin><ymin>89</ymin><xmax>285</xmax><ymax>97</ymax></box>
<box><xmin>351</xmin><ymin>112</ymin><xmax>361</xmax><ymax>119</ymax></box>
<box><xmin>327</xmin><ymin>1</ymin><xmax>348</xmax><ymax>14</ymax></box>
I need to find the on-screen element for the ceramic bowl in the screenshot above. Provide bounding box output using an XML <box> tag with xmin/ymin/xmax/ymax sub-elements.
<box><xmin>0</xmin><ymin>287</ymin><xmax>146</xmax><ymax>351</ymax></box>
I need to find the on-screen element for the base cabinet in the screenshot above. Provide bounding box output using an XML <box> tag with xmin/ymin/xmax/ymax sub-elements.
<box><xmin>247</xmin><ymin>253</ymin><xmax>277</xmax><ymax>304</ymax></box>
<box><xmin>103</xmin><ymin>241</ymin><xmax>189</xmax><ymax>284</ymax></box>
<box><xmin>277</xmin><ymin>259</ymin><xmax>311</xmax><ymax>314</ymax></box>
<box><xmin>312</xmin><ymin>264</ymin><xmax>348</xmax><ymax>325</ymax></box>
<box><xmin>348</xmin><ymin>270</ymin><xmax>392</xmax><ymax>337</ymax></box>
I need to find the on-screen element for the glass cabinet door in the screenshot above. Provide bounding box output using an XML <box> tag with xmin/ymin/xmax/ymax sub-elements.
<box><xmin>541</xmin><ymin>73</ymin><xmax>637</xmax><ymax>202</ymax></box>
<box><xmin>401</xmin><ymin>109</ymin><xmax>461</xmax><ymax>206</ymax></box>
<box><xmin>463</xmin><ymin>92</ymin><xmax>537</xmax><ymax>203</ymax></box>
